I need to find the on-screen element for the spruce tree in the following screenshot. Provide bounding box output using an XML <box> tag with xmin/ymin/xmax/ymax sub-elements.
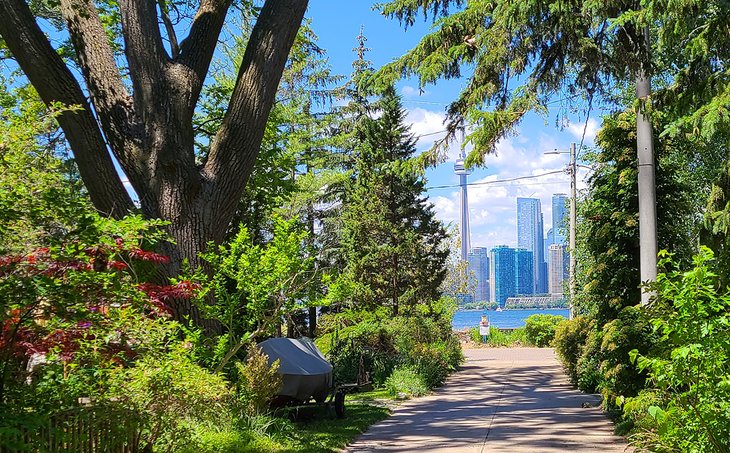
<box><xmin>342</xmin><ymin>87</ymin><xmax>448</xmax><ymax>316</ymax></box>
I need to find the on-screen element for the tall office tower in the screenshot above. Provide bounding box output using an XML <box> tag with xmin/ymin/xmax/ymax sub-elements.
<box><xmin>489</xmin><ymin>246</ymin><xmax>516</xmax><ymax>307</ymax></box>
<box><xmin>454</xmin><ymin>150</ymin><xmax>472</xmax><ymax>261</ymax></box>
<box><xmin>515</xmin><ymin>249</ymin><xmax>534</xmax><ymax>296</ymax></box>
<box><xmin>538</xmin><ymin>213</ymin><xmax>547</xmax><ymax>293</ymax></box>
<box><xmin>543</xmin><ymin>227</ymin><xmax>554</xmax><ymax>262</ymax></box>
<box><xmin>552</xmin><ymin>193</ymin><xmax>569</xmax><ymax>245</ymax></box>
<box><xmin>517</xmin><ymin>198</ymin><xmax>546</xmax><ymax>294</ymax></box>
<box><xmin>549</xmin><ymin>243</ymin><xmax>566</xmax><ymax>296</ymax></box>
<box><xmin>467</xmin><ymin>247</ymin><xmax>490</xmax><ymax>302</ymax></box>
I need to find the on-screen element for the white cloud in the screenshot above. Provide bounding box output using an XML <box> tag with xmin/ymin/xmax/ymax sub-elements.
<box><xmin>401</xmin><ymin>85</ymin><xmax>429</xmax><ymax>97</ymax></box>
<box><xmin>404</xmin><ymin>107</ymin><xmax>474</xmax><ymax>161</ymax></box>
<box><xmin>567</xmin><ymin>117</ymin><xmax>599</xmax><ymax>144</ymax></box>
<box><xmin>427</xmin><ymin>135</ymin><xmax>592</xmax><ymax>252</ymax></box>
<box><xmin>406</xmin><ymin>107</ymin><xmax>446</xmax><ymax>139</ymax></box>
<box><xmin>407</xmin><ymin>106</ymin><xmax>600</xmax><ymax>252</ymax></box>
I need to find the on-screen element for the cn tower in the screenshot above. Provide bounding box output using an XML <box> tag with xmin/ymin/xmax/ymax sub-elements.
<box><xmin>454</xmin><ymin>149</ymin><xmax>472</xmax><ymax>261</ymax></box>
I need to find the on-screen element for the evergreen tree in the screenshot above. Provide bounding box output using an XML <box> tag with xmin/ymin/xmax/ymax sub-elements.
<box><xmin>342</xmin><ymin>87</ymin><xmax>448</xmax><ymax>316</ymax></box>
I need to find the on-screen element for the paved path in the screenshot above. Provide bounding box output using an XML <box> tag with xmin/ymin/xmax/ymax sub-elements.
<box><xmin>346</xmin><ymin>348</ymin><xmax>632</xmax><ymax>452</ymax></box>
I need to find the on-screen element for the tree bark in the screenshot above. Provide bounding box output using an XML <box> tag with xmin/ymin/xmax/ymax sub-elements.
<box><xmin>0</xmin><ymin>0</ymin><xmax>133</xmax><ymax>218</ymax></box>
<box><xmin>0</xmin><ymin>0</ymin><xmax>310</xmax><ymax>331</ymax></box>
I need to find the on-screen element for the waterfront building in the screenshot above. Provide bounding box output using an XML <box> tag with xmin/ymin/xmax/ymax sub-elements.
<box><xmin>548</xmin><ymin>243</ymin><xmax>567</xmax><ymax>296</ymax></box>
<box><xmin>515</xmin><ymin>248</ymin><xmax>534</xmax><ymax>296</ymax></box>
<box><xmin>468</xmin><ymin>247</ymin><xmax>490</xmax><ymax>302</ymax></box>
<box><xmin>517</xmin><ymin>198</ymin><xmax>546</xmax><ymax>293</ymax></box>
<box><xmin>489</xmin><ymin>246</ymin><xmax>516</xmax><ymax>307</ymax></box>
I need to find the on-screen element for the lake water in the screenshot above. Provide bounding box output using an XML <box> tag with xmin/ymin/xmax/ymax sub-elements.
<box><xmin>452</xmin><ymin>308</ymin><xmax>570</xmax><ymax>330</ymax></box>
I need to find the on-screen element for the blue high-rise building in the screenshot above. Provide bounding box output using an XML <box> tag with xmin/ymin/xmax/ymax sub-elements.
<box><xmin>517</xmin><ymin>198</ymin><xmax>546</xmax><ymax>294</ymax></box>
<box><xmin>468</xmin><ymin>247</ymin><xmax>490</xmax><ymax>302</ymax></box>
<box><xmin>515</xmin><ymin>249</ymin><xmax>534</xmax><ymax>296</ymax></box>
<box><xmin>489</xmin><ymin>246</ymin><xmax>516</xmax><ymax>307</ymax></box>
<box><xmin>552</xmin><ymin>194</ymin><xmax>569</xmax><ymax>246</ymax></box>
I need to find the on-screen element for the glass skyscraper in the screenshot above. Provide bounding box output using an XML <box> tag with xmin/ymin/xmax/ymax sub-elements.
<box><xmin>517</xmin><ymin>198</ymin><xmax>546</xmax><ymax>294</ymax></box>
<box><xmin>489</xmin><ymin>246</ymin><xmax>515</xmax><ymax>307</ymax></box>
<box><xmin>552</xmin><ymin>194</ymin><xmax>569</xmax><ymax>245</ymax></box>
<box><xmin>515</xmin><ymin>248</ymin><xmax>534</xmax><ymax>296</ymax></box>
<box><xmin>467</xmin><ymin>247</ymin><xmax>490</xmax><ymax>302</ymax></box>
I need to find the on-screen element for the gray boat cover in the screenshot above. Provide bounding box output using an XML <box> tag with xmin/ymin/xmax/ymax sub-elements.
<box><xmin>258</xmin><ymin>337</ymin><xmax>333</xmax><ymax>403</ymax></box>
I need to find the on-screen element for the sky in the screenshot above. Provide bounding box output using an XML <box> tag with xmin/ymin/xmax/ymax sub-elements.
<box><xmin>307</xmin><ymin>2</ymin><xmax>600</xmax><ymax>252</ymax></box>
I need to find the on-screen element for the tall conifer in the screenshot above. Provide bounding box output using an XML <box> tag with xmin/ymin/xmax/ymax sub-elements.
<box><xmin>342</xmin><ymin>87</ymin><xmax>448</xmax><ymax>316</ymax></box>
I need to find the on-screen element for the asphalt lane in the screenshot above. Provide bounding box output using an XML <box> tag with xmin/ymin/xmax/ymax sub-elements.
<box><xmin>346</xmin><ymin>348</ymin><xmax>632</xmax><ymax>453</ymax></box>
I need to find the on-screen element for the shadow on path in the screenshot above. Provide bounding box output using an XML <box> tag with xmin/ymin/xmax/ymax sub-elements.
<box><xmin>346</xmin><ymin>348</ymin><xmax>632</xmax><ymax>453</ymax></box>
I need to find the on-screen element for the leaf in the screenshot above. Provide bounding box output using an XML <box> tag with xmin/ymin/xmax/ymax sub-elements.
<box><xmin>647</xmin><ymin>405</ymin><xmax>665</xmax><ymax>422</ymax></box>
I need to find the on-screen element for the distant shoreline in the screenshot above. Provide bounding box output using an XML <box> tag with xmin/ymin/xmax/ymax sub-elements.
<box><xmin>452</xmin><ymin>307</ymin><xmax>570</xmax><ymax>330</ymax></box>
<box><xmin>456</xmin><ymin>307</ymin><xmax>568</xmax><ymax>311</ymax></box>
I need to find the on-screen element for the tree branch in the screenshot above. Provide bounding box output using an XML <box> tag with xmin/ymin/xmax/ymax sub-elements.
<box><xmin>177</xmin><ymin>0</ymin><xmax>233</xmax><ymax>111</ymax></box>
<box><xmin>205</xmin><ymin>0</ymin><xmax>309</xmax><ymax>221</ymax></box>
<box><xmin>158</xmin><ymin>0</ymin><xmax>180</xmax><ymax>58</ymax></box>
<box><xmin>0</xmin><ymin>0</ymin><xmax>134</xmax><ymax>218</ymax></box>
<box><xmin>117</xmin><ymin>0</ymin><xmax>169</xmax><ymax>116</ymax></box>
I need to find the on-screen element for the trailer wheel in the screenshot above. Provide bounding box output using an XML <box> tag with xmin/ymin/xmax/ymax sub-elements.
<box><xmin>334</xmin><ymin>390</ymin><xmax>346</xmax><ymax>418</ymax></box>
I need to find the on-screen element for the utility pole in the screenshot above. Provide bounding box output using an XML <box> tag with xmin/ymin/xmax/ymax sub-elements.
<box><xmin>568</xmin><ymin>143</ymin><xmax>577</xmax><ymax>320</ymax></box>
<box><xmin>636</xmin><ymin>25</ymin><xmax>658</xmax><ymax>306</ymax></box>
<box><xmin>545</xmin><ymin>144</ymin><xmax>579</xmax><ymax>319</ymax></box>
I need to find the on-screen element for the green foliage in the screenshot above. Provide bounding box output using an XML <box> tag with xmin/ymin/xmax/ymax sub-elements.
<box><xmin>624</xmin><ymin>248</ymin><xmax>730</xmax><ymax>452</ymax></box>
<box><xmin>468</xmin><ymin>326</ymin><xmax>529</xmax><ymax>347</ymax></box>
<box><xmin>234</xmin><ymin>345</ymin><xmax>283</xmax><ymax>416</ymax></box>
<box><xmin>109</xmin><ymin>325</ymin><xmax>231</xmax><ymax>452</ymax></box>
<box><xmin>385</xmin><ymin>366</ymin><xmax>429</xmax><ymax>399</ymax></box>
<box><xmin>553</xmin><ymin>317</ymin><xmax>594</xmax><ymax>386</ymax></box>
<box><xmin>0</xmin><ymin>211</ymin><xmax>235</xmax><ymax>452</ymax></box>
<box><xmin>200</xmin><ymin>217</ymin><xmax>315</xmax><ymax>370</ymax></box>
<box><xmin>523</xmin><ymin>314</ymin><xmax>564</xmax><ymax>348</ymax></box>
<box><xmin>317</xmin><ymin>299</ymin><xmax>462</xmax><ymax>390</ymax></box>
<box><xmin>576</xmin><ymin>110</ymin><xmax>694</xmax><ymax>324</ymax></box>
<box><xmin>598</xmin><ymin>306</ymin><xmax>653</xmax><ymax>408</ymax></box>
<box><xmin>569</xmin><ymin>109</ymin><xmax>701</xmax><ymax>410</ymax></box>
<box><xmin>341</xmin><ymin>86</ymin><xmax>449</xmax><ymax>316</ymax></box>
<box><xmin>0</xmin><ymin>82</ymin><xmax>93</xmax><ymax>254</ymax></box>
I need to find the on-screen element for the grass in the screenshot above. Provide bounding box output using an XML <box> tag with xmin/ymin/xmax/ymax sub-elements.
<box><xmin>284</xmin><ymin>404</ymin><xmax>391</xmax><ymax>452</ymax></box>
<box><xmin>348</xmin><ymin>388</ymin><xmax>393</xmax><ymax>402</ymax></box>
<box><xmin>185</xmin><ymin>403</ymin><xmax>391</xmax><ymax>453</ymax></box>
<box><xmin>469</xmin><ymin>326</ymin><xmax>531</xmax><ymax>347</ymax></box>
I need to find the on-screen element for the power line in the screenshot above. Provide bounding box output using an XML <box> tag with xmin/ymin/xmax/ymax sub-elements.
<box><xmin>414</xmin><ymin>129</ymin><xmax>448</xmax><ymax>139</ymax></box>
<box><xmin>425</xmin><ymin>170</ymin><xmax>565</xmax><ymax>191</ymax></box>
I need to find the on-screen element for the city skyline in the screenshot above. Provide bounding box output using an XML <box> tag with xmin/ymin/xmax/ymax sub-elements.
<box><xmin>464</xmin><ymin>192</ymin><xmax>570</xmax><ymax>305</ymax></box>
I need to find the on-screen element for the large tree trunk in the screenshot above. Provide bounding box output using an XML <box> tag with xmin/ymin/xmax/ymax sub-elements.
<box><xmin>0</xmin><ymin>0</ymin><xmax>309</xmax><ymax>330</ymax></box>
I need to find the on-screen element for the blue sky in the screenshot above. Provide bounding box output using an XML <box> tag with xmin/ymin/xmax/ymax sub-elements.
<box><xmin>308</xmin><ymin>2</ymin><xmax>599</xmax><ymax>251</ymax></box>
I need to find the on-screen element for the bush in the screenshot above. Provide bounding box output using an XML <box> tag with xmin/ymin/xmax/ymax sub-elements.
<box><xmin>469</xmin><ymin>326</ymin><xmax>483</xmax><ymax>344</ymax></box>
<box><xmin>468</xmin><ymin>326</ymin><xmax>529</xmax><ymax>347</ymax></box>
<box><xmin>110</xmin><ymin>328</ymin><xmax>232</xmax><ymax>452</ymax></box>
<box><xmin>234</xmin><ymin>345</ymin><xmax>282</xmax><ymax>416</ymax></box>
<box><xmin>574</xmin><ymin>328</ymin><xmax>603</xmax><ymax>394</ymax></box>
<box><xmin>317</xmin><ymin>316</ymin><xmax>398</xmax><ymax>386</ymax></box>
<box><xmin>624</xmin><ymin>248</ymin><xmax>730</xmax><ymax>452</ymax></box>
<box><xmin>384</xmin><ymin>366</ymin><xmax>428</xmax><ymax>398</ymax></box>
<box><xmin>524</xmin><ymin>314</ymin><xmax>564</xmax><ymax>347</ymax></box>
<box><xmin>317</xmin><ymin>302</ymin><xmax>462</xmax><ymax>391</ymax></box>
<box><xmin>599</xmin><ymin>306</ymin><xmax>653</xmax><ymax>408</ymax></box>
<box><xmin>553</xmin><ymin>316</ymin><xmax>593</xmax><ymax>385</ymax></box>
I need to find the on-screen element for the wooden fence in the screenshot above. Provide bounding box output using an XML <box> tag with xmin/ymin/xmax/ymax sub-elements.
<box><xmin>0</xmin><ymin>405</ymin><xmax>142</xmax><ymax>453</ymax></box>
